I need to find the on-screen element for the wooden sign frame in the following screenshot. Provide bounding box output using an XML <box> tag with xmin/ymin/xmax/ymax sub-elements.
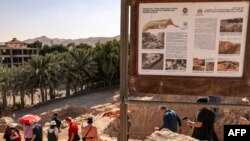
<box><xmin>129</xmin><ymin>0</ymin><xmax>250</xmax><ymax>96</ymax></box>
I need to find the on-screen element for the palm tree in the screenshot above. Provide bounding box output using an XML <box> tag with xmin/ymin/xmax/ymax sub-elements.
<box><xmin>70</xmin><ymin>48</ymin><xmax>98</xmax><ymax>92</ymax></box>
<box><xmin>58</xmin><ymin>52</ymin><xmax>80</xmax><ymax>96</ymax></box>
<box><xmin>27</xmin><ymin>56</ymin><xmax>48</xmax><ymax>102</ymax></box>
<box><xmin>27</xmin><ymin>54</ymin><xmax>61</xmax><ymax>102</ymax></box>
<box><xmin>0</xmin><ymin>65</ymin><xmax>9</xmax><ymax>109</ymax></box>
<box><xmin>11</xmin><ymin>66</ymin><xmax>30</xmax><ymax>109</ymax></box>
<box><xmin>45</xmin><ymin>53</ymin><xmax>61</xmax><ymax>100</ymax></box>
<box><xmin>95</xmin><ymin>40</ymin><xmax>120</xmax><ymax>85</ymax></box>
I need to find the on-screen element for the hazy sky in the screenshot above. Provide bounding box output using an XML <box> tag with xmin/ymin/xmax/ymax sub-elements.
<box><xmin>0</xmin><ymin>0</ymin><xmax>120</xmax><ymax>42</ymax></box>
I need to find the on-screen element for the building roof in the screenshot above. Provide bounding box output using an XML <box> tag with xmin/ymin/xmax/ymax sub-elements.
<box><xmin>5</xmin><ymin>38</ymin><xmax>27</xmax><ymax>45</ymax></box>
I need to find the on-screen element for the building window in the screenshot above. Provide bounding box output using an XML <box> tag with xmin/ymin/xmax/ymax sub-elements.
<box><xmin>2</xmin><ymin>57</ymin><xmax>11</xmax><ymax>63</ymax></box>
<box><xmin>13</xmin><ymin>57</ymin><xmax>22</xmax><ymax>63</ymax></box>
<box><xmin>12</xmin><ymin>50</ymin><xmax>22</xmax><ymax>55</ymax></box>
<box><xmin>2</xmin><ymin>49</ymin><xmax>10</xmax><ymax>55</ymax></box>
<box><xmin>24</xmin><ymin>50</ymin><xmax>28</xmax><ymax>55</ymax></box>
<box><xmin>24</xmin><ymin>57</ymin><xmax>29</xmax><ymax>62</ymax></box>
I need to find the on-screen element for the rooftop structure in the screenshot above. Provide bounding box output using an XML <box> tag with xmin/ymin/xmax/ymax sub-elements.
<box><xmin>0</xmin><ymin>38</ymin><xmax>39</xmax><ymax>67</ymax></box>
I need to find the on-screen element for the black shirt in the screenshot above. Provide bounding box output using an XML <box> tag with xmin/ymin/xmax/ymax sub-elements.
<box><xmin>192</xmin><ymin>108</ymin><xmax>216</xmax><ymax>141</ymax></box>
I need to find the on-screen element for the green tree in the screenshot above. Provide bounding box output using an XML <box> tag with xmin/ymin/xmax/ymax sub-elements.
<box><xmin>70</xmin><ymin>48</ymin><xmax>98</xmax><ymax>92</ymax></box>
<box><xmin>40</xmin><ymin>44</ymin><xmax>68</xmax><ymax>56</ymax></box>
<box><xmin>27</xmin><ymin>40</ymin><xmax>43</xmax><ymax>49</ymax></box>
<box><xmin>0</xmin><ymin>66</ymin><xmax>11</xmax><ymax>108</ymax></box>
<box><xmin>75</xmin><ymin>43</ymin><xmax>93</xmax><ymax>50</ymax></box>
<box><xmin>95</xmin><ymin>39</ymin><xmax>120</xmax><ymax>85</ymax></box>
<box><xmin>27</xmin><ymin>55</ymin><xmax>60</xmax><ymax>102</ymax></box>
<box><xmin>58</xmin><ymin>53</ymin><xmax>79</xmax><ymax>96</ymax></box>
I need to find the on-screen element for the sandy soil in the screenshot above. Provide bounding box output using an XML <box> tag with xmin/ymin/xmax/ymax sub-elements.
<box><xmin>13</xmin><ymin>88</ymin><xmax>119</xmax><ymax>118</ymax></box>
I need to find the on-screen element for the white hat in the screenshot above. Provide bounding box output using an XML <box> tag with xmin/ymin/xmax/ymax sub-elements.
<box><xmin>9</xmin><ymin>123</ymin><xmax>18</xmax><ymax>128</ymax></box>
<box><xmin>50</xmin><ymin>120</ymin><xmax>56</xmax><ymax>126</ymax></box>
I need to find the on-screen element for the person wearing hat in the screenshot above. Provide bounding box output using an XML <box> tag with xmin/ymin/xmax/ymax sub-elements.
<box><xmin>47</xmin><ymin>120</ymin><xmax>59</xmax><ymax>141</ymax></box>
<box><xmin>52</xmin><ymin>113</ymin><xmax>61</xmax><ymax>132</ymax></box>
<box><xmin>65</xmin><ymin>117</ymin><xmax>80</xmax><ymax>141</ymax></box>
<box><xmin>9</xmin><ymin>123</ymin><xmax>21</xmax><ymax>141</ymax></box>
<box><xmin>81</xmin><ymin>117</ymin><xmax>98</xmax><ymax>141</ymax></box>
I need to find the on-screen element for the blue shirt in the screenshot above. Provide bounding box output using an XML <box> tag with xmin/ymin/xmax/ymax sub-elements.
<box><xmin>160</xmin><ymin>110</ymin><xmax>182</xmax><ymax>132</ymax></box>
<box><xmin>33</xmin><ymin>124</ymin><xmax>42</xmax><ymax>141</ymax></box>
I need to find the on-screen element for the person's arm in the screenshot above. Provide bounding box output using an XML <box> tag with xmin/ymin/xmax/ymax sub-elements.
<box><xmin>159</xmin><ymin>114</ymin><xmax>168</xmax><ymax>130</ymax></box>
<box><xmin>54</xmin><ymin>128</ymin><xmax>59</xmax><ymax>139</ymax></box>
<box><xmin>176</xmin><ymin>115</ymin><xmax>182</xmax><ymax>133</ymax></box>
<box><xmin>94</xmin><ymin>127</ymin><xmax>98</xmax><ymax>141</ymax></box>
<box><xmin>11</xmin><ymin>131</ymin><xmax>20</xmax><ymax>139</ymax></box>
<box><xmin>31</xmin><ymin>128</ymin><xmax>37</xmax><ymax>141</ymax></box>
<box><xmin>31</xmin><ymin>134</ymin><xmax>36</xmax><ymax>141</ymax></box>
<box><xmin>186</xmin><ymin>119</ymin><xmax>203</xmax><ymax>128</ymax></box>
<box><xmin>70</xmin><ymin>133</ymin><xmax>75</xmax><ymax>141</ymax></box>
<box><xmin>176</xmin><ymin>115</ymin><xmax>182</xmax><ymax>127</ymax></box>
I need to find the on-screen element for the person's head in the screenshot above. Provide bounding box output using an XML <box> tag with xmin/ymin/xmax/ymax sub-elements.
<box><xmin>159</xmin><ymin>105</ymin><xmax>167</xmax><ymax>115</ymax></box>
<box><xmin>65</xmin><ymin>117</ymin><xmax>72</xmax><ymax>125</ymax></box>
<box><xmin>9</xmin><ymin>123</ymin><xmax>17</xmax><ymax>131</ymax></box>
<box><xmin>30</xmin><ymin>120</ymin><xmax>37</xmax><ymax>126</ymax></box>
<box><xmin>53</xmin><ymin>113</ymin><xmax>58</xmax><ymax>118</ymax></box>
<box><xmin>87</xmin><ymin>117</ymin><xmax>93</xmax><ymax>124</ymax></box>
<box><xmin>197</xmin><ymin>97</ymin><xmax>208</xmax><ymax>103</ymax></box>
<box><xmin>50</xmin><ymin>120</ymin><xmax>57</xmax><ymax>128</ymax></box>
<box><xmin>25</xmin><ymin>123</ymin><xmax>31</xmax><ymax>126</ymax></box>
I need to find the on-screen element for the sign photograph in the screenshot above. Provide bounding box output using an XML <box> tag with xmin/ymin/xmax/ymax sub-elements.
<box><xmin>138</xmin><ymin>2</ymin><xmax>249</xmax><ymax>77</ymax></box>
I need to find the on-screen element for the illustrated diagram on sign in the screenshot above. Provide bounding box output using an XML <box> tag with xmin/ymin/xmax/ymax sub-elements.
<box><xmin>143</xmin><ymin>19</ymin><xmax>178</xmax><ymax>32</ymax></box>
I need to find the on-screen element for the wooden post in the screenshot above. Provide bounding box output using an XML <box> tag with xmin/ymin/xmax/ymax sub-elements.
<box><xmin>120</xmin><ymin>0</ymin><xmax>129</xmax><ymax>140</ymax></box>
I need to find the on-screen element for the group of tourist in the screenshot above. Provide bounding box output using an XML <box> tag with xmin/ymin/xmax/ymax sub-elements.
<box><xmin>3</xmin><ymin>113</ymin><xmax>98</xmax><ymax>141</ymax></box>
<box><xmin>157</xmin><ymin>96</ymin><xmax>250</xmax><ymax>141</ymax></box>
<box><xmin>3</xmin><ymin>121</ymin><xmax>42</xmax><ymax>141</ymax></box>
<box><xmin>3</xmin><ymin>96</ymin><xmax>250</xmax><ymax>141</ymax></box>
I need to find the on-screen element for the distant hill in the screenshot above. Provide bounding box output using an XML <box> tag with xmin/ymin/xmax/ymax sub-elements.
<box><xmin>24</xmin><ymin>35</ymin><xmax>120</xmax><ymax>46</ymax></box>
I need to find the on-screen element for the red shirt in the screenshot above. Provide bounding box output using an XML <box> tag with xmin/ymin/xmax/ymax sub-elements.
<box><xmin>11</xmin><ymin>129</ymin><xmax>21</xmax><ymax>141</ymax></box>
<box><xmin>68</xmin><ymin>122</ymin><xmax>78</xmax><ymax>140</ymax></box>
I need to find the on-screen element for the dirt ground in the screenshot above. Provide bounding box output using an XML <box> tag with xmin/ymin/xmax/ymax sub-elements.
<box><xmin>1</xmin><ymin>87</ymin><xmax>249</xmax><ymax>141</ymax></box>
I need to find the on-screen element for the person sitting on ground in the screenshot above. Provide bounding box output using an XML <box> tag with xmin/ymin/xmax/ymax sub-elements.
<box><xmin>239</xmin><ymin>113</ymin><xmax>250</xmax><ymax>125</ymax></box>
<box><xmin>31</xmin><ymin>121</ymin><xmax>43</xmax><ymax>141</ymax></box>
<box><xmin>47</xmin><ymin>120</ymin><xmax>59</xmax><ymax>141</ymax></box>
<box><xmin>52</xmin><ymin>113</ymin><xmax>61</xmax><ymax>132</ymax></box>
<box><xmin>185</xmin><ymin>98</ymin><xmax>218</xmax><ymax>141</ymax></box>
<box><xmin>158</xmin><ymin>105</ymin><xmax>182</xmax><ymax>133</ymax></box>
<box><xmin>9</xmin><ymin>123</ymin><xmax>21</xmax><ymax>141</ymax></box>
<box><xmin>65</xmin><ymin>117</ymin><xmax>80</xmax><ymax>141</ymax></box>
<box><xmin>23</xmin><ymin>123</ymin><xmax>33</xmax><ymax>141</ymax></box>
<box><xmin>81</xmin><ymin>117</ymin><xmax>98</xmax><ymax>141</ymax></box>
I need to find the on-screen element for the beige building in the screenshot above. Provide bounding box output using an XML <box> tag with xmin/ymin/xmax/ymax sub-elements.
<box><xmin>0</xmin><ymin>38</ymin><xmax>38</xmax><ymax>67</ymax></box>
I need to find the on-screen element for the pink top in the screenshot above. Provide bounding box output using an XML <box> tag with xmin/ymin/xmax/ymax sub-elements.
<box><xmin>23</xmin><ymin>125</ymin><xmax>33</xmax><ymax>138</ymax></box>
